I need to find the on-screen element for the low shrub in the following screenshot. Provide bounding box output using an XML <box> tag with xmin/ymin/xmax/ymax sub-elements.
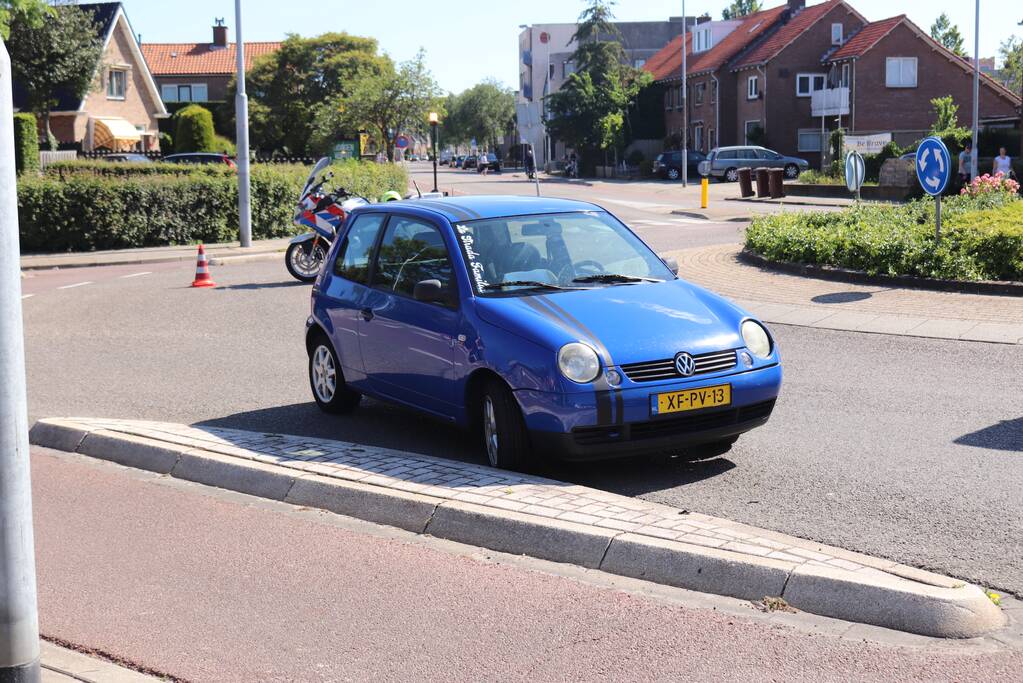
<box><xmin>211</xmin><ymin>134</ymin><xmax>236</xmax><ymax>156</ymax></box>
<box><xmin>796</xmin><ymin>170</ymin><xmax>844</xmax><ymax>185</ymax></box>
<box><xmin>745</xmin><ymin>192</ymin><xmax>1022</xmax><ymax>281</ymax></box>
<box><xmin>960</xmin><ymin>173</ymin><xmax>1020</xmax><ymax>197</ymax></box>
<box><xmin>174</xmin><ymin>104</ymin><xmax>216</xmax><ymax>153</ymax></box>
<box><xmin>19</xmin><ymin>161</ymin><xmax>407</xmax><ymax>252</ymax></box>
<box><xmin>14</xmin><ymin>113</ymin><xmax>40</xmax><ymax>175</ymax></box>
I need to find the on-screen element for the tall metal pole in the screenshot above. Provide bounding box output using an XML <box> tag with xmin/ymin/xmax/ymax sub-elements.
<box><xmin>681</xmin><ymin>1</ymin><xmax>688</xmax><ymax>187</ymax></box>
<box><xmin>970</xmin><ymin>0</ymin><xmax>980</xmax><ymax>180</ymax></box>
<box><xmin>431</xmin><ymin>121</ymin><xmax>438</xmax><ymax>193</ymax></box>
<box><xmin>0</xmin><ymin>38</ymin><xmax>41</xmax><ymax>683</ymax></box>
<box><xmin>234</xmin><ymin>0</ymin><xmax>252</xmax><ymax>248</ymax></box>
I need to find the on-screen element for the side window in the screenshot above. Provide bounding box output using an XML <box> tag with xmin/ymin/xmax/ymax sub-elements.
<box><xmin>333</xmin><ymin>213</ymin><xmax>386</xmax><ymax>283</ymax></box>
<box><xmin>372</xmin><ymin>217</ymin><xmax>454</xmax><ymax>300</ymax></box>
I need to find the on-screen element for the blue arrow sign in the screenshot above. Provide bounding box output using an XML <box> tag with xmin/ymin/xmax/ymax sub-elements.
<box><xmin>915</xmin><ymin>137</ymin><xmax>951</xmax><ymax>196</ymax></box>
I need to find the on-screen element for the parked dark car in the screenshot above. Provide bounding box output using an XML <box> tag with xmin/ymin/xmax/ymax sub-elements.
<box><xmin>163</xmin><ymin>152</ymin><xmax>237</xmax><ymax>169</ymax></box>
<box><xmin>462</xmin><ymin>155</ymin><xmax>478</xmax><ymax>170</ymax></box>
<box><xmin>453</xmin><ymin>155</ymin><xmax>466</xmax><ymax>168</ymax></box>
<box><xmin>653</xmin><ymin>150</ymin><xmax>707</xmax><ymax>181</ymax></box>
<box><xmin>705</xmin><ymin>146</ymin><xmax>808</xmax><ymax>181</ymax></box>
<box><xmin>104</xmin><ymin>153</ymin><xmax>152</xmax><ymax>163</ymax></box>
<box><xmin>477</xmin><ymin>153</ymin><xmax>501</xmax><ymax>173</ymax></box>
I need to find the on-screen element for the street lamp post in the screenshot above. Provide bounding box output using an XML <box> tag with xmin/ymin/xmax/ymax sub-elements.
<box><xmin>429</xmin><ymin>112</ymin><xmax>439</xmax><ymax>193</ymax></box>
<box><xmin>234</xmin><ymin>0</ymin><xmax>252</xmax><ymax>248</ymax></box>
<box><xmin>0</xmin><ymin>37</ymin><xmax>41</xmax><ymax>682</ymax></box>
<box><xmin>969</xmin><ymin>0</ymin><xmax>980</xmax><ymax>180</ymax></box>
<box><xmin>681</xmin><ymin>0</ymin><xmax>688</xmax><ymax>188</ymax></box>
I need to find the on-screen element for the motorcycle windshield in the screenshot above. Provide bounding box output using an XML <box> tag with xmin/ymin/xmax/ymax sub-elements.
<box><xmin>301</xmin><ymin>157</ymin><xmax>332</xmax><ymax>196</ymax></box>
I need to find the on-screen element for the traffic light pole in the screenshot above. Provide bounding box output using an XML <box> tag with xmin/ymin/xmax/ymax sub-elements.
<box><xmin>0</xmin><ymin>37</ymin><xmax>42</xmax><ymax>683</ymax></box>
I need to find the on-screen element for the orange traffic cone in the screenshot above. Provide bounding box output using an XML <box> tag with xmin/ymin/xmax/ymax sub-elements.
<box><xmin>191</xmin><ymin>244</ymin><xmax>217</xmax><ymax>287</ymax></box>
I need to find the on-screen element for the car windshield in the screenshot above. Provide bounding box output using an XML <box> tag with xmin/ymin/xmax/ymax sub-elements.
<box><xmin>453</xmin><ymin>211</ymin><xmax>674</xmax><ymax>295</ymax></box>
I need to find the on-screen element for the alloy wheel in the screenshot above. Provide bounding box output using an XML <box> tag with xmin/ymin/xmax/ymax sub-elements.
<box><xmin>484</xmin><ymin>396</ymin><xmax>499</xmax><ymax>467</ymax></box>
<box><xmin>725</xmin><ymin>168</ymin><xmax>738</xmax><ymax>182</ymax></box>
<box><xmin>312</xmin><ymin>345</ymin><xmax>336</xmax><ymax>403</ymax></box>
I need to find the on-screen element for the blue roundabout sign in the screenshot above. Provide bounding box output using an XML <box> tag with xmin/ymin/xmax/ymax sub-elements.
<box><xmin>915</xmin><ymin>136</ymin><xmax>951</xmax><ymax>197</ymax></box>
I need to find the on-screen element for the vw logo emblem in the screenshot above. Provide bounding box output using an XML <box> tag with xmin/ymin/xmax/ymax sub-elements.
<box><xmin>675</xmin><ymin>352</ymin><xmax>696</xmax><ymax>377</ymax></box>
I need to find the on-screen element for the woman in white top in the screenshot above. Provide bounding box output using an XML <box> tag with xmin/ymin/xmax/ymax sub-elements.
<box><xmin>992</xmin><ymin>147</ymin><xmax>1013</xmax><ymax>178</ymax></box>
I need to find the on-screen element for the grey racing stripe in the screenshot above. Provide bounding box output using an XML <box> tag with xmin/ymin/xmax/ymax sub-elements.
<box><xmin>521</xmin><ymin>297</ymin><xmax>613</xmax><ymax>427</ymax></box>
<box><xmin>537</xmin><ymin>296</ymin><xmax>623</xmax><ymax>425</ymax></box>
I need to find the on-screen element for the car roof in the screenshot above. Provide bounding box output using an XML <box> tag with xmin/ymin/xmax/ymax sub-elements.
<box><xmin>357</xmin><ymin>195</ymin><xmax>601</xmax><ymax>223</ymax></box>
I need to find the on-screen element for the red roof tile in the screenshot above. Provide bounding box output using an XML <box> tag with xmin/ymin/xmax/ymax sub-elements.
<box><xmin>141</xmin><ymin>42</ymin><xmax>281</xmax><ymax>75</ymax></box>
<box><xmin>829</xmin><ymin>15</ymin><xmax>903</xmax><ymax>60</ymax></box>
<box><xmin>643</xmin><ymin>5</ymin><xmax>786</xmax><ymax>82</ymax></box>
<box><xmin>733</xmin><ymin>0</ymin><xmax>843</xmax><ymax>69</ymax></box>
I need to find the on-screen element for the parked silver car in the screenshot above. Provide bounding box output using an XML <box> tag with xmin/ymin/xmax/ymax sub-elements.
<box><xmin>705</xmin><ymin>146</ymin><xmax>809</xmax><ymax>181</ymax></box>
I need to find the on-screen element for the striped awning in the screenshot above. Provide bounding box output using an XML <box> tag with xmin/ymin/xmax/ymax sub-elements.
<box><xmin>92</xmin><ymin>117</ymin><xmax>142</xmax><ymax>151</ymax></box>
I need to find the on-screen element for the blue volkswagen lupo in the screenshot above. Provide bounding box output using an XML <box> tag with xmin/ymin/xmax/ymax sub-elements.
<box><xmin>305</xmin><ymin>195</ymin><xmax>781</xmax><ymax>470</ymax></box>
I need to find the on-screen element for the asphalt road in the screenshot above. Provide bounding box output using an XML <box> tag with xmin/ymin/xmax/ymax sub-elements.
<box><xmin>33</xmin><ymin>447</ymin><xmax>1023</xmax><ymax>681</ymax></box>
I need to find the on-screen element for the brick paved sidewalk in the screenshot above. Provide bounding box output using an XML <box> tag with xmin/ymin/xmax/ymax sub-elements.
<box><xmin>45</xmin><ymin>417</ymin><xmax>963</xmax><ymax>585</ymax></box>
<box><xmin>669</xmin><ymin>244</ymin><xmax>1023</xmax><ymax>344</ymax></box>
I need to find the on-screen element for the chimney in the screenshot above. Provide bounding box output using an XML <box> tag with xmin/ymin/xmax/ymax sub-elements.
<box><xmin>788</xmin><ymin>0</ymin><xmax>805</xmax><ymax>14</ymax></box>
<box><xmin>212</xmin><ymin>18</ymin><xmax>228</xmax><ymax>48</ymax></box>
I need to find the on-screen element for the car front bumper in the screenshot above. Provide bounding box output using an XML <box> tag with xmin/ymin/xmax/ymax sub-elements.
<box><xmin>516</xmin><ymin>364</ymin><xmax>781</xmax><ymax>461</ymax></box>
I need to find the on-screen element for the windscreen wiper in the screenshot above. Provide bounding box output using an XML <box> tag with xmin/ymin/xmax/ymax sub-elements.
<box><xmin>483</xmin><ymin>281</ymin><xmax>578</xmax><ymax>291</ymax></box>
<box><xmin>571</xmin><ymin>274</ymin><xmax>663</xmax><ymax>284</ymax></box>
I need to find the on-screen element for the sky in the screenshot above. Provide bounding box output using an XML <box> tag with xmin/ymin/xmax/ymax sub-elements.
<box><xmin>117</xmin><ymin>0</ymin><xmax>1023</xmax><ymax>93</ymax></box>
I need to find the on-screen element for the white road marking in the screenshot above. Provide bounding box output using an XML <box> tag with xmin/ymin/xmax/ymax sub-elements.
<box><xmin>595</xmin><ymin>196</ymin><xmax>677</xmax><ymax>210</ymax></box>
<box><xmin>631</xmin><ymin>220</ymin><xmax>673</xmax><ymax>227</ymax></box>
<box><xmin>119</xmin><ymin>271</ymin><xmax>152</xmax><ymax>279</ymax></box>
<box><xmin>21</xmin><ymin>294</ymin><xmax>34</xmax><ymax>300</ymax></box>
<box><xmin>57</xmin><ymin>281</ymin><xmax>93</xmax><ymax>290</ymax></box>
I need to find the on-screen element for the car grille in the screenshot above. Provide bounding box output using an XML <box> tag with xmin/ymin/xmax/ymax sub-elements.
<box><xmin>619</xmin><ymin>349</ymin><xmax>738</xmax><ymax>383</ymax></box>
<box><xmin>572</xmin><ymin>399</ymin><xmax>776</xmax><ymax>446</ymax></box>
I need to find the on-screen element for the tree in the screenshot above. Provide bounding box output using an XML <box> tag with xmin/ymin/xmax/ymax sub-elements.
<box><xmin>722</xmin><ymin>0</ymin><xmax>762</xmax><ymax>20</ymax></box>
<box><xmin>238</xmin><ymin>32</ymin><xmax>389</xmax><ymax>155</ymax></box>
<box><xmin>6</xmin><ymin>3</ymin><xmax>103</xmax><ymax>149</ymax></box>
<box><xmin>0</xmin><ymin>0</ymin><xmax>50</xmax><ymax>40</ymax></box>
<box><xmin>443</xmin><ymin>81</ymin><xmax>515</xmax><ymax>151</ymax></box>
<box><xmin>545</xmin><ymin>0</ymin><xmax>652</xmax><ymax>166</ymax></box>
<box><xmin>174</xmin><ymin>105</ymin><xmax>216</xmax><ymax>153</ymax></box>
<box><xmin>1000</xmin><ymin>36</ymin><xmax>1022</xmax><ymax>93</ymax></box>
<box><xmin>312</xmin><ymin>50</ymin><xmax>442</xmax><ymax>161</ymax></box>
<box><xmin>928</xmin><ymin>95</ymin><xmax>971</xmax><ymax>150</ymax></box>
<box><xmin>930</xmin><ymin>13</ymin><xmax>967</xmax><ymax>58</ymax></box>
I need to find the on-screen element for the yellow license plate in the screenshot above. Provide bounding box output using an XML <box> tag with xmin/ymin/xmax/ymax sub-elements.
<box><xmin>652</xmin><ymin>384</ymin><xmax>731</xmax><ymax>415</ymax></box>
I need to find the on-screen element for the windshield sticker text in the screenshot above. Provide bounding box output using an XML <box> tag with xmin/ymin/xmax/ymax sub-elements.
<box><xmin>456</xmin><ymin>225</ymin><xmax>489</xmax><ymax>291</ymax></box>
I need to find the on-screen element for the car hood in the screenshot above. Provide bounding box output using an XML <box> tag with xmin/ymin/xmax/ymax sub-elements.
<box><xmin>473</xmin><ymin>279</ymin><xmax>748</xmax><ymax>366</ymax></box>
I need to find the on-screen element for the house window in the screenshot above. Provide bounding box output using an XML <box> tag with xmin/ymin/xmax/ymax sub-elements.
<box><xmin>796</xmin><ymin>73</ymin><xmax>826</xmax><ymax>97</ymax></box>
<box><xmin>798</xmin><ymin>129</ymin><xmax>825</xmax><ymax>152</ymax></box>
<box><xmin>744</xmin><ymin>120</ymin><xmax>761</xmax><ymax>144</ymax></box>
<box><xmin>161</xmin><ymin>84</ymin><xmax>178</xmax><ymax>102</ymax></box>
<box><xmin>747</xmin><ymin>75</ymin><xmax>759</xmax><ymax>99</ymax></box>
<box><xmin>549</xmin><ymin>63</ymin><xmax>555</xmax><ymax>80</ymax></box>
<box><xmin>107</xmin><ymin>69</ymin><xmax>126</xmax><ymax>99</ymax></box>
<box><xmin>694</xmin><ymin>83</ymin><xmax>705</xmax><ymax>105</ymax></box>
<box><xmin>694</xmin><ymin>28</ymin><xmax>711</xmax><ymax>53</ymax></box>
<box><xmin>709</xmin><ymin>127</ymin><xmax>716</xmax><ymax>149</ymax></box>
<box><xmin>665</xmin><ymin>87</ymin><xmax>672</xmax><ymax>110</ymax></box>
<box><xmin>633</xmin><ymin>58</ymin><xmax>646</xmax><ymax>68</ymax></box>
<box><xmin>564</xmin><ymin>61</ymin><xmax>575</xmax><ymax>77</ymax></box>
<box><xmin>693</xmin><ymin>123</ymin><xmax>704</xmax><ymax>151</ymax></box>
<box><xmin>192</xmin><ymin>84</ymin><xmax>208</xmax><ymax>102</ymax></box>
<box><xmin>885</xmin><ymin>57</ymin><xmax>917</xmax><ymax>88</ymax></box>
<box><xmin>831</xmin><ymin>23</ymin><xmax>843</xmax><ymax>46</ymax></box>
<box><xmin>177</xmin><ymin>85</ymin><xmax>192</xmax><ymax>102</ymax></box>
<box><xmin>840</xmin><ymin>63</ymin><xmax>850</xmax><ymax>88</ymax></box>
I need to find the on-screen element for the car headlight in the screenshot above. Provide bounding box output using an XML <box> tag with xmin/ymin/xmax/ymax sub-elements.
<box><xmin>558</xmin><ymin>342</ymin><xmax>601</xmax><ymax>383</ymax></box>
<box><xmin>741</xmin><ymin>320</ymin><xmax>773</xmax><ymax>359</ymax></box>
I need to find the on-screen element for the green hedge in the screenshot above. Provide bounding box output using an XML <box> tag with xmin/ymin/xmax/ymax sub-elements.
<box><xmin>19</xmin><ymin>161</ymin><xmax>407</xmax><ymax>252</ymax></box>
<box><xmin>13</xmin><ymin>113</ymin><xmax>39</xmax><ymax>175</ymax></box>
<box><xmin>745</xmin><ymin>193</ymin><xmax>1023</xmax><ymax>282</ymax></box>
<box><xmin>44</xmin><ymin>160</ymin><xmax>237</xmax><ymax>179</ymax></box>
<box><xmin>174</xmin><ymin>105</ymin><xmax>216</xmax><ymax>153</ymax></box>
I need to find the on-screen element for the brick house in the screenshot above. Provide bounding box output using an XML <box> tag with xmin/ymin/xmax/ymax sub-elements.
<box><xmin>731</xmin><ymin>0</ymin><xmax>867</xmax><ymax>162</ymax></box>
<box><xmin>643</xmin><ymin>5</ymin><xmax>787</xmax><ymax>153</ymax></box>
<box><xmin>141</xmin><ymin>21</ymin><xmax>281</xmax><ymax>106</ymax></box>
<box><xmin>824</xmin><ymin>15</ymin><xmax>1021</xmax><ymax>148</ymax></box>
<box><xmin>13</xmin><ymin>2</ymin><xmax>168</xmax><ymax>151</ymax></box>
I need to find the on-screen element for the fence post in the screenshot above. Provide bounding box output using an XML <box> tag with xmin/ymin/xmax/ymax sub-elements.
<box><xmin>0</xmin><ymin>37</ymin><xmax>42</xmax><ymax>682</ymax></box>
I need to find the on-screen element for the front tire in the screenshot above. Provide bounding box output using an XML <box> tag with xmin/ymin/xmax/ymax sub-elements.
<box><xmin>667</xmin><ymin>167</ymin><xmax>680</xmax><ymax>181</ymax></box>
<box><xmin>481</xmin><ymin>379</ymin><xmax>532</xmax><ymax>470</ymax></box>
<box><xmin>784</xmin><ymin>163</ymin><xmax>799</xmax><ymax>179</ymax></box>
<box><xmin>308</xmin><ymin>335</ymin><xmax>361</xmax><ymax>414</ymax></box>
<box><xmin>286</xmin><ymin>241</ymin><xmax>328</xmax><ymax>283</ymax></box>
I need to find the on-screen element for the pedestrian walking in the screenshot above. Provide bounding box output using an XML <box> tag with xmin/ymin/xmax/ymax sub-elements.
<box><xmin>479</xmin><ymin>150</ymin><xmax>489</xmax><ymax>176</ymax></box>
<box><xmin>957</xmin><ymin>141</ymin><xmax>973</xmax><ymax>187</ymax></box>
<box><xmin>992</xmin><ymin>147</ymin><xmax>1014</xmax><ymax>180</ymax></box>
<box><xmin>524</xmin><ymin>148</ymin><xmax>536</xmax><ymax>179</ymax></box>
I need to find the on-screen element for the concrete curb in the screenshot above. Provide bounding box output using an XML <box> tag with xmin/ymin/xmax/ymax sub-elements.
<box><xmin>20</xmin><ymin>246</ymin><xmax>287</xmax><ymax>271</ymax></box>
<box><xmin>738</xmin><ymin>249</ymin><xmax>1023</xmax><ymax>298</ymax></box>
<box><xmin>30</xmin><ymin>419</ymin><xmax>1006</xmax><ymax>639</ymax></box>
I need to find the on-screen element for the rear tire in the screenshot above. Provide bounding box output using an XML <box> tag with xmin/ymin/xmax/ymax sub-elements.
<box><xmin>480</xmin><ymin>379</ymin><xmax>532</xmax><ymax>471</ymax></box>
<box><xmin>667</xmin><ymin>167</ymin><xmax>680</xmax><ymax>181</ymax></box>
<box><xmin>308</xmin><ymin>334</ymin><xmax>361</xmax><ymax>414</ymax></box>
<box><xmin>724</xmin><ymin>167</ymin><xmax>739</xmax><ymax>182</ymax></box>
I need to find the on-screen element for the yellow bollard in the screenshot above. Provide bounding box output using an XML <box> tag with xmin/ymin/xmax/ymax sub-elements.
<box><xmin>700</xmin><ymin>177</ymin><xmax>709</xmax><ymax>209</ymax></box>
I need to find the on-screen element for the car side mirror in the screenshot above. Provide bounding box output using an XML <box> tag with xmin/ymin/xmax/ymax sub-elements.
<box><xmin>413</xmin><ymin>279</ymin><xmax>445</xmax><ymax>303</ymax></box>
<box><xmin>661</xmin><ymin>256</ymin><xmax>679</xmax><ymax>276</ymax></box>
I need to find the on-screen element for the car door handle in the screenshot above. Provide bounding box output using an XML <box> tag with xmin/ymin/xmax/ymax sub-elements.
<box><xmin>360</xmin><ymin>308</ymin><xmax>374</xmax><ymax>322</ymax></box>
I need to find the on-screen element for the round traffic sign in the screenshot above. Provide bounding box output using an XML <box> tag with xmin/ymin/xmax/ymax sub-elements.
<box><xmin>395</xmin><ymin>135</ymin><xmax>410</xmax><ymax>150</ymax></box>
<box><xmin>844</xmin><ymin>151</ymin><xmax>865</xmax><ymax>193</ymax></box>
<box><xmin>915</xmin><ymin>137</ymin><xmax>951</xmax><ymax>196</ymax></box>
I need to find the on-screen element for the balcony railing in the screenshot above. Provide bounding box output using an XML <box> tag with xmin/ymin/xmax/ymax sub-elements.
<box><xmin>811</xmin><ymin>87</ymin><xmax>850</xmax><ymax>117</ymax></box>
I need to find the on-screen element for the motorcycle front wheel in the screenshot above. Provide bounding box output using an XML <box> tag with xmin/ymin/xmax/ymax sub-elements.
<box><xmin>286</xmin><ymin>240</ymin><xmax>329</xmax><ymax>282</ymax></box>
